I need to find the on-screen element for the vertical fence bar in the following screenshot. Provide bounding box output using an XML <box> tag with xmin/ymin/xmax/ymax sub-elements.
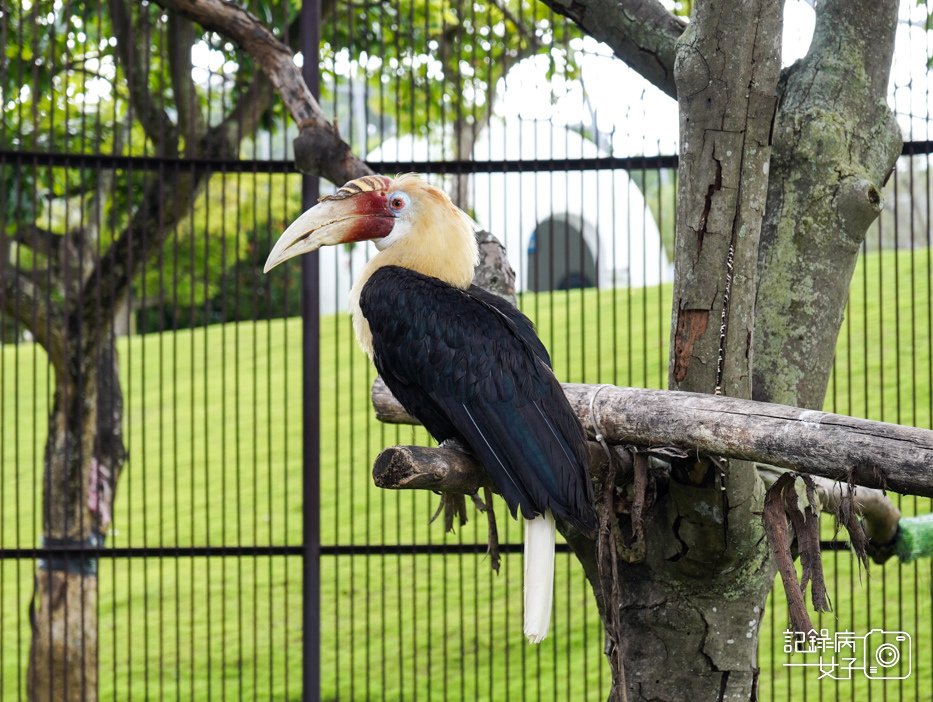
<box><xmin>300</xmin><ymin>0</ymin><xmax>322</xmax><ymax>699</ymax></box>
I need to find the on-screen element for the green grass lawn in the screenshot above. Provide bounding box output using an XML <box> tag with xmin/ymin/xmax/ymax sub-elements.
<box><xmin>2</xmin><ymin>247</ymin><xmax>931</xmax><ymax>700</ymax></box>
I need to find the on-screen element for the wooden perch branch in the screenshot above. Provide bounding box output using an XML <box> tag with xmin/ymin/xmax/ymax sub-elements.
<box><xmin>374</xmin><ymin>446</ymin><xmax>494</xmax><ymax>494</ymax></box>
<box><xmin>372</xmin><ymin>379</ymin><xmax>933</xmax><ymax>498</ymax></box>
<box><xmin>374</xmin><ymin>442</ymin><xmax>610</xmax><ymax>495</ymax></box>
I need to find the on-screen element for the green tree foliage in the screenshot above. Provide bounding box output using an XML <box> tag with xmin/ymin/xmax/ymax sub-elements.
<box><xmin>3</xmin><ymin>0</ymin><xmax>582</xmax><ymax>334</ymax></box>
<box><xmin>318</xmin><ymin>0</ymin><xmax>579</xmax><ymax>153</ymax></box>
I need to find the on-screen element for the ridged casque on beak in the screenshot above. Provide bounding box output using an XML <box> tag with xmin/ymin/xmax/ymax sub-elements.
<box><xmin>263</xmin><ymin>175</ymin><xmax>395</xmax><ymax>273</ymax></box>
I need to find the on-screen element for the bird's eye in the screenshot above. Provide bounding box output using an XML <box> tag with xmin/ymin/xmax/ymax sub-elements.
<box><xmin>388</xmin><ymin>191</ymin><xmax>410</xmax><ymax>214</ymax></box>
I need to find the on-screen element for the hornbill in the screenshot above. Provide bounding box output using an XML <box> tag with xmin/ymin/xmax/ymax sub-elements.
<box><xmin>264</xmin><ymin>174</ymin><xmax>597</xmax><ymax>643</ymax></box>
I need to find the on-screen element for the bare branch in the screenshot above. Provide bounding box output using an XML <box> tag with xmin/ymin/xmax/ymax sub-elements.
<box><xmin>108</xmin><ymin>0</ymin><xmax>179</xmax><ymax>155</ymax></box>
<box><xmin>150</xmin><ymin>0</ymin><xmax>317</xmax><ymax>123</ymax></box>
<box><xmin>12</xmin><ymin>225</ymin><xmax>62</xmax><ymax>258</ymax></box>
<box><xmin>80</xmin><ymin>72</ymin><xmax>277</xmax><ymax>340</ymax></box>
<box><xmin>538</xmin><ymin>0</ymin><xmax>684</xmax><ymax>99</ymax></box>
<box><xmin>0</xmin><ymin>262</ymin><xmax>63</xmax><ymax>365</ymax></box>
<box><xmin>79</xmin><ymin>77</ymin><xmax>274</xmax><ymax>344</ymax></box>
<box><xmin>167</xmin><ymin>13</ymin><xmax>206</xmax><ymax>152</ymax></box>
<box><xmin>208</xmin><ymin>12</ymin><xmax>313</xmax><ymax>148</ymax></box>
<box><xmin>153</xmin><ymin>0</ymin><xmax>373</xmax><ymax>184</ymax></box>
<box><xmin>81</xmin><ymin>121</ymin><xmax>281</xmax><ymax>349</ymax></box>
<box><xmin>82</xmin><ymin>5</ymin><xmax>291</xmax><ymax>345</ymax></box>
<box><xmin>373</xmin><ymin>380</ymin><xmax>933</xmax><ymax>498</ymax></box>
<box><xmin>79</xmin><ymin>169</ymin><xmax>202</xmax><ymax>345</ymax></box>
<box><xmin>490</xmin><ymin>0</ymin><xmax>541</xmax><ymax>49</ymax></box>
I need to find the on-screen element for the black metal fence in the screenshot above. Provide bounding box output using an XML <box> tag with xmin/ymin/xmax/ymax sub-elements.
<box><xmin>2</xmin><ymin>1</ymin><xmax>932</xmax><ymax>700</ymax></box>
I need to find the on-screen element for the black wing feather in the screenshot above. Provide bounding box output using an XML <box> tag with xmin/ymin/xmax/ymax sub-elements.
<box><xmin>360</xmin><ymin>265</ymin><xmax>596</xmax><ymax>533</ymax></box>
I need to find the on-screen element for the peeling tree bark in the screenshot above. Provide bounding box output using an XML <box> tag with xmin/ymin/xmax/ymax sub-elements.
<box><xmin>27</xmin><ymin>342</ymin><xmax>126</xmax><ymax>702</ymax></box>
<box><xmin>670</xmin><ymin>0</ymin><xmax>781</xmax><ymax>403</ymax></box>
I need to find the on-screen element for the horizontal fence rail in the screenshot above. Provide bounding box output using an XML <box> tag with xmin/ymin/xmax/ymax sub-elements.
<box><xmin>3</xmin><ymin>142</ymin><xmax>931</xmax><ymax>175</ymax></box>
<box><xmin>0</xmin><ymin>540</ymin><xmax>853</xmax><ymax>561</ymax></box>
<box><xmin>0</xmin><ymin>149</ymin><xmax>677</xmax><ymax>174</ymax></box>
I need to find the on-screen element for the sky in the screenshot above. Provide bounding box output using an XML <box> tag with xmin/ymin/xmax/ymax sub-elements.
<box><xmin>493</xmin><ymin>0</ymin><xmax>933</xmax><ymax>157</ymax></box>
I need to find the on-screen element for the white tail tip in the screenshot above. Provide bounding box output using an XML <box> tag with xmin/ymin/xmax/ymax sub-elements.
<box><xmin>523</xmin><ymin>512</ymin><xmax>556</xmax><ymax>644</ymax></box>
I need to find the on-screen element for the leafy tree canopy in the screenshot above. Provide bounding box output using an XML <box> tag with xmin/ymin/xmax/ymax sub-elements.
<box><xmin>3</xmin><ymin>0</ymin><xmax>586</xmax><ymax>319</ymax></box>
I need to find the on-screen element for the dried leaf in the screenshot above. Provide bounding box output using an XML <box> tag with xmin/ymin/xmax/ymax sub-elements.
<box><xmin>482</xmin><ymin>487</ymin><xmax>501</xmax><ymax>574</ymax></box>
<box><xmin>762</xmin><ymin>473</ymin><xmax>820</xmax><ymax>633</ymax></box>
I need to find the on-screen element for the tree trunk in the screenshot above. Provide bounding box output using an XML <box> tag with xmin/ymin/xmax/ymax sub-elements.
<box><xmin>28</xmin><ymin>341</ymin><xmax>126</xmax><ymax>702</ymax></box>
<box><xmin>600</xmin><ymin>543</ymin><xmax>772</xmax><ymax>701</ymax></box>
<box><xmin>589</xmin><ymin>0</ymin><xmax>783</xmax><ymax>698</ymax></box>
<box><xmin>28</xmin><ymin>571</ymin><xmax>99</xmax><ymax>702</ymax></box>
<box><xmin>753</xmin><ymin>0</ymin><xmax>902</xmax><ymax>409</ymax></box>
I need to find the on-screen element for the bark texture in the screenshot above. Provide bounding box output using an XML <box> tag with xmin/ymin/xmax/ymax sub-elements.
<box><xmin>670</xmin><ymin>0</ymin><xmax>780</xmax><ymax>402</ymax></box>
<box><xmin>472</xmin><ymin>229</ymin><xmax>517</xmax><ymax>303</ymax></box>
<box><xmin>373</xmin><ymin>382</ymin><xmax>933</xmax><ymax>496</ymax></box>
<box><xmin>28</xmin><ymin>572</ymin><xmax>98</xmax><ymax>702</ymax></box>
<box><xmin>753</xmin><ymin>0</ymin><xmax>903</xmax><ymax>409</ymax></box>
<box><xmin>373</xmin><ymin>441</ymin><xmax>608</xmax><ymax>493</ymax></box>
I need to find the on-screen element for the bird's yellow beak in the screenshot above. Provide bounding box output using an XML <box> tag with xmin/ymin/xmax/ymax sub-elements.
<box><xmin>263</xmin><ymin>193</ymin><xmax>395</xmax><ymax>273</ymax></box>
